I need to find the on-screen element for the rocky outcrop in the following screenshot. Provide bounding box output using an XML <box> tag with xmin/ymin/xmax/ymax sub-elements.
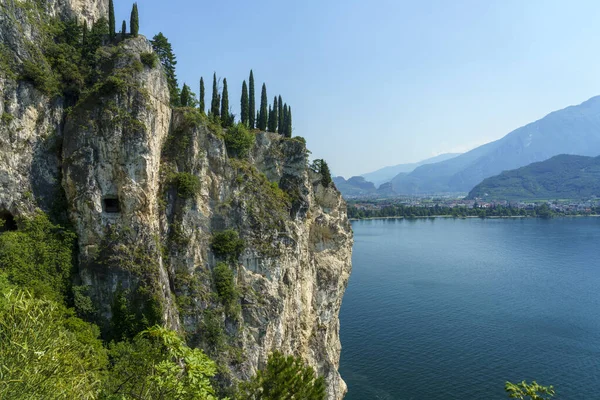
<box><xmin>0</xmin><ymin>1</ymin><xmax>353</xmax><ymax>398</ymax></box>
<box><xmin>161</xmin><ymin>115</ymin><xmax>352</xmax><ymax>398</ymax></box>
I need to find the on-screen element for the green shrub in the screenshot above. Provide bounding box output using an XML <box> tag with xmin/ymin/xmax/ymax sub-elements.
<box><xmin>224</xmin><ymin>123</ymin><xmax>255</xmax><ymax>159</ymax></box>
<box><xmin>173</xmin><ymin>172</ymin><xmax>201</xmax><ymax>198</ymax></box>
<box><xmin>140</xmin><ymin>52</ymin><xmax>158</xmax><ymax>68</ymax></box>
<box><xmin>213</xmin><ymin>262</ymin><xmax>235</xmax><ymax>305</ymax></box>
<box><xmin>210</xmin><ymin>229</ymin><xmax>244</xmax><ymax>262</ymax></box>
<box><xmin>240</xmin><ymin>351</ymin><xmax>326</xmax><ymax>400</ymax></box>
<box><xmin>1</xmin><ymin>113</ymin><xmax>14</xmax><ymax>124</ymax></box>
<box><xmin>22</xmin><ymin>59</ymin><xmax>60</xmax><ymax>96</ymax></box>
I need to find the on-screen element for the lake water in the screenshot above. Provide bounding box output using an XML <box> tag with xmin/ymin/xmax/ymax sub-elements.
<box><xmin>339</xmin><ymin>217</ymin><xmax>600</xmax><ymax>399</ymax></box>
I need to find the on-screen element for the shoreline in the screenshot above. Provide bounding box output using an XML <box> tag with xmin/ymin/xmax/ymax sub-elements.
<box><xmin>349</xmin><ymin>214</ymin><xmax>600</xmax><ymax>221</ymax></box>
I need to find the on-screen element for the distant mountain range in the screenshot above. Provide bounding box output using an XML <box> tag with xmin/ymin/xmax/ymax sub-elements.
<box><xmin>467</xmin><ymin>154</ymin><xmax>600</xmax><ymax>200</ymax></box>
<box><xmin>332</xmin><ymin>176</ymin><xmax>376</xmax><ymax>197</ymax></box>
<box><xmin>391</xmin><ymin>96</ymin><xmax>600</xmax><ymax>194</ymax></box>
<box><xmin>361</xmin><ymin>153</ymin><xmax>461</xmax><ymax>186</ymax></box>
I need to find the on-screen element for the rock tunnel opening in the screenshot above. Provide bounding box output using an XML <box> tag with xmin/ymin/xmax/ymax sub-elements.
<box><xmin>103</xmin><ymin>197</ymin><xmax>120</xmax><ymax>213</ymax></box>
<box><xmin>0</xmin><ymin>210</ymin><xmax>17</xmax><ymax>232</ymax></box>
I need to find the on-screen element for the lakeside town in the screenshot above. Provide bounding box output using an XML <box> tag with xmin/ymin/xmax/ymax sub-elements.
<box><xmin>347</xmin><ymin>196</ymin><xmax>600</xmax><ymax>219</ymax></box>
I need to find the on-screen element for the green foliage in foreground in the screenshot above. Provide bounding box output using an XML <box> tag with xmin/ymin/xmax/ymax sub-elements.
<box><xmin>0</xmin><ymin>282</ymin><xmax>222</xmax><ymax>400</ymax></box>
<box><xmin>211</xmin><ymin>229</ymin><xmax>245</xmax><ymax>262</ymax></box>
<box><xmin>103</xmin><ymin>326</ymin><xmax>219</xmax><ymax>400</ymax></box>
<box><xmin>0</xmin><ymin>212</ymin><xmax>75</xmax><ymax>302</ymax></box>
<box><xmin>0</xmin><ymin>286</ymin><xmax>107</xmax><ymax>400</ymax></box>
<box><xmin>506</xmin><ymin>380</ymin><xmax>555</xmax><ymax>400</ymax></box>
<box><xmin>240</xmin><ymin>351</ymin><xmax>326</xmax><ymax>400</ymax></box>
<box><xmin>224</xmin><ymin>123</ymin><xmax>255</xmax><ymax>159</ymax></box>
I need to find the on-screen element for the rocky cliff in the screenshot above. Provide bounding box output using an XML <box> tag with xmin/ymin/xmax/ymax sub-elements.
<box><xmin>0</xmin><ymin>0</ymin><xmax>352</xmax><ymax>398</ymax></box>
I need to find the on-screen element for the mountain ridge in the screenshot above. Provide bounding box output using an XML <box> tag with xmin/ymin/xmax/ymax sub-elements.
<box><xmin>391</xmin><ymin>96</ymin><xmax>600</xmax><ymax>194</ymax></box>
<box><xmin>361</xmin><ymin>153</ymin><xmax>461</xmax><ymax>186</ymax></box>
<box><xmin>467</xmin><ymin>154</ymin><xmax>600</xmax><ymax>200</ymax></box>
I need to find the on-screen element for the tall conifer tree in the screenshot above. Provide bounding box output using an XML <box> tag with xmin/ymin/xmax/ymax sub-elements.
<box><xmin>282</xmin><ymin>103</ymin><xmax>288</xmax><ymax>137</ymax></box>
<box><xmin>221</xmin><ymin>78</ymin><xmax>229</xmax><ymax>125</ymax></box>
<box><xmin>271</xmin><ymin>96</ymin><xmax>279</xmax><ymax>133</ymax></box>
<box><xmin>267</xmin><ymin>105</ymin><xmax>273</xmax><ymax>132</ymax></box>
<box><xmin>211</xmin><ymin>73</ymin><xmax>220</xmax><ymax>117</ymax></box>
<box><xmin>248</xmin><ymin>70</ymin><xmax>255</xmax><ymax>129</ymax></box>
<box><xmin>199</xmin><ymin>77</ymin><xmax>205</xmax><ymax>113</ymax></box>
<box><xmin>151</xmin><ymin>33</ymin><xmax>179</xmax><ymax>106</ymax></box>
<box><xmin>240</xmin><ymin>80</ymin><xmax>249</xmax><ymax>126</ymax></box>
<box><xmin>288</xmin><ymin>105</ymin><xmax>293</xmax><ymax>137</ymax></box>
<box><xmin>258</xmin><ymin>83</ymin><xmax>268</xmax><ymax>131</ymax></box>
<box><xmin>130</xmin><ymin>3</ymin><xmax>139</xmax><ymax>37</ymax></box>
<box><xmin>108</xmin><ymin>0</ymin><xmax>115</xmax><ymax>40</ymax></box>
<box><xmin>278</xmin><ymin>95</ymin><xmax>283</xmax><ymax>134</ymax></box>
<box><xmin>121</xmin><ymin>20</ymin><xmax>126</xmax><ymax>36</ymax></box>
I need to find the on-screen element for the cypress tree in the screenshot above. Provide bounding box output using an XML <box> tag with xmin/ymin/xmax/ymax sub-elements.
<box><xmin>282</xmin><ymin>103</ymin><xmax>288</xmax><ymax>137</ymax></box>
<box><xmin>267</xmin><ymin>105</ymin><xmax>273</xmax><ymax>132</ymax></box>
<box><xmin>248</xmin><ymin>70</ymin><xmax>255</xmax><ymax>129</ymax></box>
<box><xmin>151</xmin><ymin>33</ymin><xmax>179</xmax><ymax>106</ymax></box>
<box><xmin>286</xmin><ymin>106</ymin><xmax>292</xmax><ymax>138</ymax></box>
<box><xmin>211</xmin><ymin>73</ymin><xmax>220</xmax><ymax>117</ymax></box>
<box><xmin>130</xmin><ymin>3</ymin><xmax>139</xmax><ymax>37</ymax></box>
<box><xmin>271</xmin><ymin>96</ymin><xmax>278</xmax><ymax>133</ymax></box>
<box><xmin>121</xmin><ymin>20</ymin><xmax>126</xmax><ymax>36</ymax></box>
<box><xmin>277</xmin><ymin>95</ymin><xmax>283</xmax><ymax>134</ymax></box>
<box><xmin>240</xmin><ymin>80</ymin><xmax>249</xmax><ymax>126</ymax></box>
<box><xmin>221</xmin><ymin>78</ymin><xmax>229</xmax><ymax>126</ymax></box>
<box><xmin>258</xmin><ymin>83</ymin><xmax>268</xmax><ymax>131</ymax></box>
<box><xmin>108</xmin><ymin>0</ymin><xmax>115</xmax><ymax>40</ymax></box>
<box><xmin>199</xmin><ymin>77</ymin><xmax>205</xmax><ymax>113</ymax></box>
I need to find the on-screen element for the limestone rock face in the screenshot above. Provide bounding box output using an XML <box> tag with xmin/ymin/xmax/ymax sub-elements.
<box><xmin>61</xmin><ymin>36</ymin><xmax>177</xmax><ymax>330</ymax></box>
<box><xmin>0</xmin><ymin>1</ymin><xmax>352</xmax><ymax>398</ymax></box>
<box><xmin>161</xmin><ymin>116</ymin><xmax>353</xmax><ymax>398</ymax></box>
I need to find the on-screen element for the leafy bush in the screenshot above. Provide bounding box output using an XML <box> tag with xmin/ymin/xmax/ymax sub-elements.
<box><xmin>0</xmin><ymin>212</ymin><xmax>76</xmax><ymax>302</ymax></box>
<box><xmin>102</xmin><ymin>326</ymin><xmax>219</xmax><ymax>400</ymax></box>
<box><xmin>224</xmin><ymin>123</ymin><xmax>255</xmax><ymax>159</ymax></box>
<box><xmin>0</xmin><ymin>287</ymin><xmax>107</xmax><ymax>400</ymax></box>
<box><xmin>240</xmin><ymin>351</ymin><xmax>326</xmax><ymax>400</ymax></box>
<box><xmin>140</xmin><ymin>52</ymin><xmax>158</xmax><ymax>68</ymax></box>
<box><xmin>505</xmin><ymin>380</ymin><xmax>555</xmax><ymax>400</ymax></box>
<box><xmin>213</xmin><ymin>262</ymin><xmax>235</xmax><ymax>306</ymax></box>
<box><xmin>211</xmin><ymin>229</ymin><xmax>244</xmax><ymax>262</ymax></box>
<box><xmin>173</xmin><ymin>172</ymin><xmax>201</xmax><ymax>198</ymax></box>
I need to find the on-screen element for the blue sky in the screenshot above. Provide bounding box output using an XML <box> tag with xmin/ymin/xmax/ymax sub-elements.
<box><xmin>115</xmin><ymin>0</ymin><xmax>600</xmax><ymax>177</ymax></box>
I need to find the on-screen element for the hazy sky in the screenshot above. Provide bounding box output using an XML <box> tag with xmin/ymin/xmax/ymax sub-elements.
<box><xmin>114</xmin><ymin>0</ymin><xmax>600</xmax><ymax>177</ymax></box>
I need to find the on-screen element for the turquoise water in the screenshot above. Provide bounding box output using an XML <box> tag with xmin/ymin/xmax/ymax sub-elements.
<box><xmin>339</xmin><ymin>218</ymin><xmax>600</xmax><ymax>399</ymax></box>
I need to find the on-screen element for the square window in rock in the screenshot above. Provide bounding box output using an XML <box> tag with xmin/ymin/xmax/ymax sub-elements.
<box><xmin>103</xmin><ymin>197</ymin><xmax>120</xmax><ymax>213</ymax></box>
